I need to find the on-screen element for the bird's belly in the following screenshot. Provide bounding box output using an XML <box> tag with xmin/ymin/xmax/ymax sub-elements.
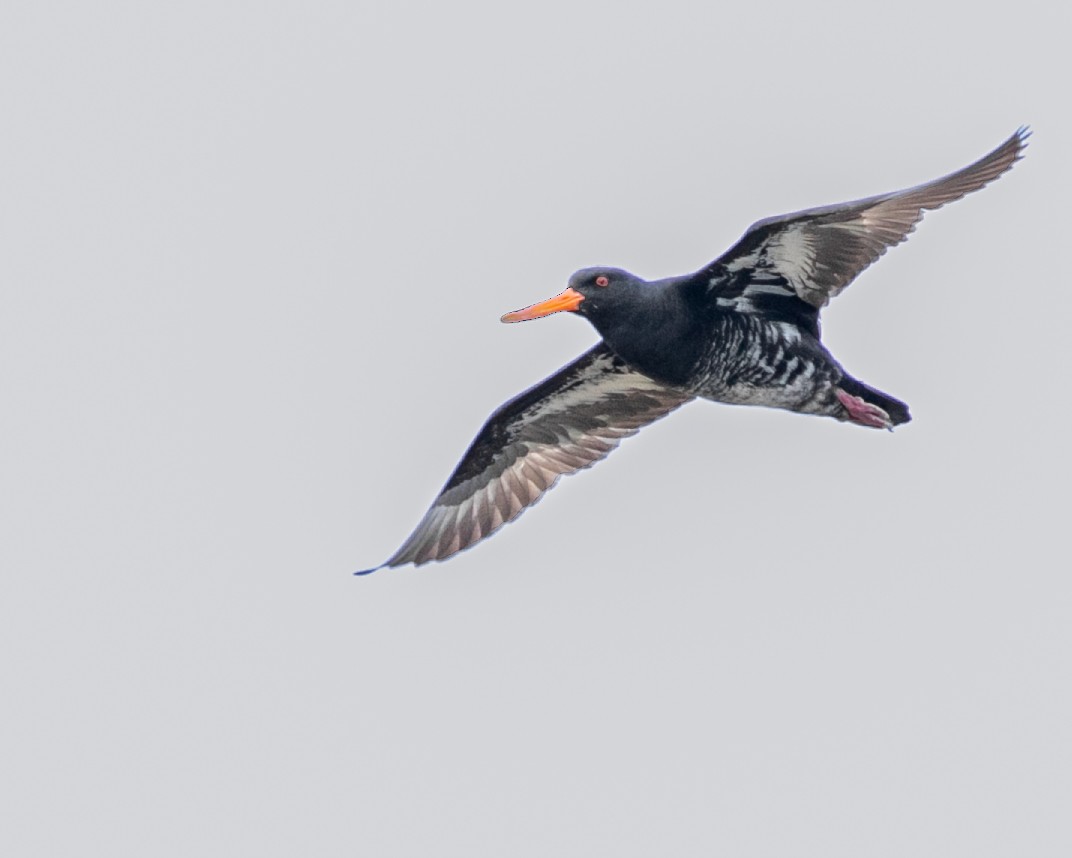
<box><xmin>687</xmin><ymin>319</ymin><xmax>842</xmax><ymax>414</ymax></box>
<box><xmin>697</xmin><ymin>380</ymin><xmax>819</xmax><ymax>410</ymax></box>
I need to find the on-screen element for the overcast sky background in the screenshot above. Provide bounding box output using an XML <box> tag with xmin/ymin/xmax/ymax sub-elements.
<box><xmin>2</xmin><ymin>2</ymin><xmax>1070</xmax><ymax>856</ymax></box>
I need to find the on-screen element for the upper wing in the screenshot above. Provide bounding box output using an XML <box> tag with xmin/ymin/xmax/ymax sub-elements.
<box><xmin>359</xmin><ymin>344</ymin><xmax>691</xmax><ymax>571</ymax></box>
<box><xmin>701</xmin><ymin>127</ymin><xmax>1029</xmax><ymax>312</ymax></box>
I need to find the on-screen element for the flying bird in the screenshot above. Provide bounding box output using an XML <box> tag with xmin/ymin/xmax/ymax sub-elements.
<box><xmin>358</xmin><ymin>128</ymin><xmax>1028</xmax><ymax>573</ymax></box>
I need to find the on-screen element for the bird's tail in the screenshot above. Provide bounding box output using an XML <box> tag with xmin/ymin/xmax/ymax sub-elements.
<box><xmin>838</xmin><ymin>376</ymin><xmax>912</xmax><ymax>426</ymax></box>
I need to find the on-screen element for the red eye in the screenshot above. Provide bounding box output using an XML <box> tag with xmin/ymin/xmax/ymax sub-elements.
<box><xmin>595</xmin><ymin>275</ymin><xmax>609</xmax><ymax>288</ymax></box>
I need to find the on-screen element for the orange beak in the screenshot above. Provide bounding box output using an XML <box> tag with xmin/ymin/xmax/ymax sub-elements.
<box><xmin>501</xmin><ymin>287</ymin><xmax>584</xmax><ymax>323</ymax></box>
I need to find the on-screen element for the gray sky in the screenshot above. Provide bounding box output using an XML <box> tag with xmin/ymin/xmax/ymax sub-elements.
<box><xmin>2</xmin><ymin>1</ymin><xmax>1070</xmax><ymax>856</ymax></box>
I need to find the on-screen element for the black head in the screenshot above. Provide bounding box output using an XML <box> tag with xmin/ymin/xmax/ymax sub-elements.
<box><xmin>500</xmin><ymin>266</ymin><xmax>700</xmax><ymax>385</ymax></box>
<box><xmin>566</xmin><ymin>267</ymin><xmax>642</xmax><ymax>316</ymax></box>
<box><xmin>501</xmin><ymin>266</ymin><xmax>644</xmax><ymax>324</ymax></box>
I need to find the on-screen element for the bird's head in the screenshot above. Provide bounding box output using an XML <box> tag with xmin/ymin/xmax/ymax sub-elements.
<box><xmin>501</xmin><ymin>267</ymin><xmax>639</xmax><ymax>325</ymax></box>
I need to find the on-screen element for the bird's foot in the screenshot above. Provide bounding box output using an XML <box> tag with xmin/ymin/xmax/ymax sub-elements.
<box><xmin>835</xmin><ymin>389</ymin><xmax>893</xmax><ymax>430</ymax></box>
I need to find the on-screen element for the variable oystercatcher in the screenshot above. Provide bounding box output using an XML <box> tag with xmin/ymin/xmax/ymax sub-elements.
<box><xmin>358</xmin><ymin>128</ymin><xmax>1028</xmax><ymax>572</ymax></box>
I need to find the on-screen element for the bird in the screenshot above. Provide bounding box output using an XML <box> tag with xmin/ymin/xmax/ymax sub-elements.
<box><xmin>358</xmin><ymin>128</ymin><xmax>1028</xmax><ymax>574</ymax></box>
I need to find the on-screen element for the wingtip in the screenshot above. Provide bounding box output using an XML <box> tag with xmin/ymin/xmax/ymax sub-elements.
<box><xmin>354</xmin><ymin>564</ymin><xmax>383</xmax><ymax>576</ymax></box>
<box><xmin>1013</xmin><ymin>125</ymin><xmax>1032</xmax><ymax>155</ymax></box>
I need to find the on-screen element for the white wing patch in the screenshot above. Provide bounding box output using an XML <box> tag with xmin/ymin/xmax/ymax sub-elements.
<box><xmin>704</xmin><ymin>128</ymin><xmax>1028</xmax><ymax>310</ymax></box>
<box><xmin>765</xmin><ymin>225</ymin><xmax>819</xmax><ymax>286</ymax></box>
<box><xmin>372</xmin><ymin>345</ymin><xmax>691</xmax><ymax>569</ymax></box>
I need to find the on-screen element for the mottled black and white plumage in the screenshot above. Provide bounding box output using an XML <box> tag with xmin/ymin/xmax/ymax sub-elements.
<box><xmin>359</xmin><ymin>128</ymin><xmax>1028</xmax><ymax>573</ymax></box>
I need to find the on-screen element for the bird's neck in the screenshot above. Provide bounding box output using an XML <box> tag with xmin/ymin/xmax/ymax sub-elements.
<box><xmin>596</xmin><ymin>280</ymin><xmax>703</xmax><ymax>387</ymax></box>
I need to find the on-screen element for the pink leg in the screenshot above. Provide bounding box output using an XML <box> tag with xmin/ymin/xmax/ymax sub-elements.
<box><xmin>835</xmin><ymin>389</ymin><xmax>893</xmax><ymax>430</ymax></box>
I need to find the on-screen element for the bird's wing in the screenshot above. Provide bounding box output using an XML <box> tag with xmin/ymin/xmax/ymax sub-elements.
<box><xmin>700</xmin><ymin>127</ymin><xmax>1028</xmax><ymax>312</ymax></box>
<box><xmin>360</xmin><ymin>344</ymin><xmax>691</xmax><ymax>571</ymax></box>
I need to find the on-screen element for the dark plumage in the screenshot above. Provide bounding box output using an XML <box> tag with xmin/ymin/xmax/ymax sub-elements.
<box><xmin>358</xmin><ymin>128</ymin><xmax>1028</xmax><ymax>573</ymax></box>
